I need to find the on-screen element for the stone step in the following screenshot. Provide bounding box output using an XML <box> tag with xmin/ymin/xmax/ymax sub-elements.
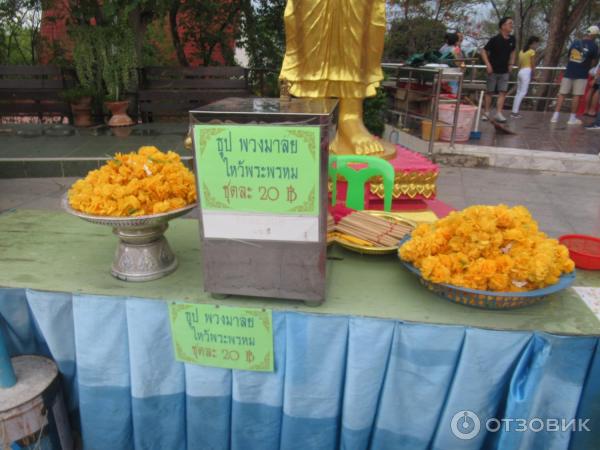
<box><xmin>0</xmin><ymin>123</ymin><xmax>191</xmax><ymax>178</ymax></box>
<box><xmin>384</xmin><ymin>126</ymin><xmax>600</xmax><ymax>176</ymax></box>
<box><xmin>0</xmin><ymin>156</ymin><xmax>194</xmax><ymax>179</ymax></box>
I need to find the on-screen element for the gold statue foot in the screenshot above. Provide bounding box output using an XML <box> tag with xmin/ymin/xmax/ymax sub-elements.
<box><xmin>330</xmin><ymin>98</ymin><xmax>397</xmax><ymax>160</ymax></box>
<box><xmin>338</xmin><ymin>118</ymin><xmax>384</xmax><ymax>155</ymax></box>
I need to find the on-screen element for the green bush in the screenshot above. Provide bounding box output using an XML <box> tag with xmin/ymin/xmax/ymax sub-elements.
<box><xmin>70</xmin><ymin>17</ymin><xmax>137</xmax><ymax>103</ymax></box>
<box><xmin>363</xmin><ymin>84</ymin><xmax>387</xmax><ymax>137</ymax></box>
<box><xmin>97</xmin><ymin>25</ymin><xmax>137</xmax><ymax>102</ymax></box>
<box><xmin>61</xmin><ymin>86</ymin><xmax>96</xmax><ymax>103</ymax></box>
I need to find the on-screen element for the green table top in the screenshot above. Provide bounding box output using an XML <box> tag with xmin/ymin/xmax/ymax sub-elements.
<box><xmin>1</xmin><ymin>209</ymin><xmax>599</xmax><ymax>336</ymax></box>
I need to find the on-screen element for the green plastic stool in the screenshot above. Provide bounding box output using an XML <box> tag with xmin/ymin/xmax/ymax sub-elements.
<box><xmin>329</xmin><ymin>155</ymin><xmax>395</xmax><ymax>211</ymax></box>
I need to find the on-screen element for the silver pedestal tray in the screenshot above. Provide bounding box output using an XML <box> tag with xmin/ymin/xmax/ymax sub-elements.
<box><xmin>62</xmin><ymin>194</ymin><xmax>197</xmax><ymax>282</ymax></box>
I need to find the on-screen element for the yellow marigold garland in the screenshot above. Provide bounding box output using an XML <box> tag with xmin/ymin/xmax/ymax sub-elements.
<box><xmin>68</xmin><ymin>146</ymin><xmax>197</xmax><ymax>216</ymax></box>
<box><xmin>399</xmin><ymin>205</ymin><xmax>575</xmax><ymax>292</ymax></box>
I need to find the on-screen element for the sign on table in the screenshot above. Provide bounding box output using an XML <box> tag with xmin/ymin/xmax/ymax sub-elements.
<box><xmin>194</xmin><ymin>124</ymin><xmax>319</xmax><ymax>214</ymax></box>
<box><xmin>574</xmin><ymin>287</ymin><xmax>600</xmax><ymax>321</ymax></box>
<box><xmin>194</xmin><ymin>124</ymin><xmax>321</xmax><ymax>242</ymax></box>
<box><xmin>169</xmin><ymin>303</ymin><xmax>274</xmax><ymax>372</ymax></box>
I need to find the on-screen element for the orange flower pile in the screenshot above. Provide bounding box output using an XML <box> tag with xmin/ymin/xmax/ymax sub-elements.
<box><xmin>399</xmin><ymin>205</ymin><xmax>575</xmax><ymax>292</ymax></box>
<box><xmin>68</xmin><ymin>146</ymin><xmax>196</xmax><ymax>216</ymax></box>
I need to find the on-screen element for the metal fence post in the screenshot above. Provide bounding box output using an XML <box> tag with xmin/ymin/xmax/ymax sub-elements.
<box><xmin>449</xmin><ymin>71</ymin><xmax>464</xmax><ymax>150</ymax></box>
<box><xmin>429</xmin><ymin>69</ymin><xmax>443</xmax><ymax>158</ymax></box>
<box><xmin>0</xmin><ymin>328</ymin><xmax>16</xmax><ymax>388</ymax></box>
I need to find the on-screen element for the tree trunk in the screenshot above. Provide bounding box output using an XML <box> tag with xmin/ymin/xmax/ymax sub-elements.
<box><xmin>536</xmin><ymin>0</ymin><xmax>592</xmax><ymax>111</ymax></box>
<box><xmin>169</xmin><ymin>3</ymin><xmax>189</xmax><ymax>67</ymax></box>
<box><xmin>514</xmin><ymin>3</ymin><xmax>523</xmax><ymax>50</ymax></box>
<box><xmin>31</xmin><ymin>29</ymin><xmax>37</xmax><ymax>65</ymax></box>
<box><xmin>128</xmin><ymin>7</ymin><xmax>145</xmax><ymax>67</ymax></box>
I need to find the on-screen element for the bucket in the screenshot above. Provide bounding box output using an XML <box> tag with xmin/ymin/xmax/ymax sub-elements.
<box><xmin>438</xmin><ymin>104</ymin><xmax>477</xmax><ymax>142</ymax></box>
<box><xmin>421</xmin><ymin>120</ymin><xmax>441</xmax><ymax>141</ymax></box>
<box><xmin>0</xmin><ymin>356</ymin><xmax>73</xmax><ymax>449</ymax></box>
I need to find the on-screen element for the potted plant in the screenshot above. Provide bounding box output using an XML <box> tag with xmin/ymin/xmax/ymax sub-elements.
<box><xmin>70</xmin><ymin>19</ymin><xmax>138</xmax><ymax>127</ymax></box>
<box><xmin>62</xmin><ymin>86</ymin><xmax>95</xmax><ymax>127</ymax></box>
<box><xmin>71</xmin><ymin>25</ymin><xmax>103</xmax><ymax>126</ymax></box>
<box><xmin>98</xmin><ymin>25</ymin><xmax>138</xmax><ymax>127</ymax></box>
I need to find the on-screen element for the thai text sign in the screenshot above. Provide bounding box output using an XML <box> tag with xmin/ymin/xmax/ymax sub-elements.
<box><xmin>169</xmin><ymin>303</ymin><xmax>274</xmax><ymax>372</ymax></box>
<box><xmin>194</xmin><ymin>124</ymin><xmax>320</xmax><ymax>215</ymax></box>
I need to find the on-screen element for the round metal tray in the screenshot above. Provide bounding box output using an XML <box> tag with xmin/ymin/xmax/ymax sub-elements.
<box><xmin>62</xmin><ymin>195</ymin><xmax>196</xmax><ymax>228</ymax></box>
<box><xmin>62</xmin><ymin>193</ymin><xmax>197</xmax><ymax>282</ymax></box>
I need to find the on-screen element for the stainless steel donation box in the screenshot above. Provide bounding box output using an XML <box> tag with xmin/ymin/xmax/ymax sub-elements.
<box><xmin>190</xmin><ymin>98</ymin><xmax>338</xmax><ymax>305</ymax></box>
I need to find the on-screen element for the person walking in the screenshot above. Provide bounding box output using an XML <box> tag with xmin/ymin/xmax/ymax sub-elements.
<box><xmin>584</xmin><ymin>62</ymin><xmax>600</xmax><ymax>130</ymax></box>
<box><xmin>584</xmin><ymin>60</ymin><xmax>600</xmax><ymax>117</ymax></box>
<box><xmin>584</xmin><ymin>108</ymin><xmax>600</xmax><ymax>130</ymax></box>
<box><xmin>481</xmin><ymin>17</ymin><xmax>517</xmax><ymax>123</ymax></box>
<box><xmin>511</xmin><ymin>36</ymin><xmax>540</xmax><ymax>118</ymax></box>
<box><xmin>551</xmin><ymin>25</ymin><xmax>599</xmax><ymax>125</ymax></box>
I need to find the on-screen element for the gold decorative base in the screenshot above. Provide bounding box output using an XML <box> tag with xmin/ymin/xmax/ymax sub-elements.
<box><xmin>370</xmin><ymin>171</ymin><xmax>439</xmax><ymax>199</ymax></box>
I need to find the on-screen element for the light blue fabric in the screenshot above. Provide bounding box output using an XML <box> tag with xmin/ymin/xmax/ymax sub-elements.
<box><xmin>0</xmin><ymin>288</ymin><xmax>598</xmax><ymax>450</ymax></box>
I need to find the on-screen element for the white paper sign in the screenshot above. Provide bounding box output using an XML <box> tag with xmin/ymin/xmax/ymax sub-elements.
<box><xmin>574</xmin><ymin>287</ymin><xmax>600</xmax><ymax>321</ymax></box>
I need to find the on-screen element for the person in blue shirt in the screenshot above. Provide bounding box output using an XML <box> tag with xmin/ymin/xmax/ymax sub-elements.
<box><xmin>551</xmin><ymin>26</ymin><xmax>599</xmax><ymax>125</ymax></box>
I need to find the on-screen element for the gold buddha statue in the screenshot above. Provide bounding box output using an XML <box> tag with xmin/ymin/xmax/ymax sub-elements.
<box><xmin>280</xmin><ymin>0</ymin><xmax>395</xmax><ymax>158</ymax></box>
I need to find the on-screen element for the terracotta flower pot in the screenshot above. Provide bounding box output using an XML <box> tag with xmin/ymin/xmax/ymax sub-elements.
<box><xmin>112</xmin><ymin>126</ymin><xmax>133</xmax><ymax>138</ymax></box>
<box><xmin>105</xmin><ymin>100</ymin><xmax>134</xmax><ymax>127</ymax></box>
<box><xmin>71</xmin><ymin>96</ymin><xmax>93</xmax><ymax>127</ymax></box>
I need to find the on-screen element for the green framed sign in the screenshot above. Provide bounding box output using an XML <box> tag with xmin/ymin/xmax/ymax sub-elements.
<box><xmin>169</xmin><ymin>303</ymin><xmax>274</xmax><ymax>372</ymax></box>
<box><xmin>194</xmin><ymin>124</ymin><xmax>320</xmax><ymax>215</ymax></box>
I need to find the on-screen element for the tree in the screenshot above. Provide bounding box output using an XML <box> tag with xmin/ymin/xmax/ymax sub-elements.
<box><xmin>536</xmin><ymin>0</ymin><xmax>593</xmax><ymax>108</ymax></box>
<box><xmin>487</xmin><ymin>0</ymin><xmax>540</xmax><ymax>47</ymax></box>
<box><xmin>46</xmin><ymin>0</ymin><xmax>241</xmax><ymax>68</ymax></box>
<box><xmin>485</xmin><ymin>0</ymin><xmax>595</xmax><ymax>52</ymax></box>
<box><xmin>163</xmin><ymin>0</ymin><xmax>242</xmax><ymax>67</ymax></box>
<box><xmin>239</xmin><ymin>0</ymin><xmax>286</xmax><ymax>95</ymax></box>
<box><xmin>62</xmin><ymin>0</ymin><xmax>168</xmax><ymax>65</ymax></box>
<box><xmin>0</xmin><ymin>0</ymin><xmax>45</xmax><ymax>64</ymax></box>
<box><xmin>384</xmin><ymin>17</ymin><xmax>447</xmax><ymax>61</ymax></box>
<box><xmin>542</xmin><ymin>0</ymin><xmax>593</xmax><ymax>66</ymax></box>
<box><xmin>125</xmin><ymin>1</ymin><xmax>171</xmax><ymax>66</ymax></box>
<box><xmin>172</xmin><ymin>0</ymin><xmax>242</xmax><ymax>66</ymax></box>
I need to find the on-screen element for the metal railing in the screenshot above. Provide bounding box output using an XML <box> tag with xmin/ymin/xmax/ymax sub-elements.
<box><xmin>382</xmin><ymin>64</ymin><xmax>465</xmax><ymax>156</ymax></box>
<box><xmin>384</xmin><ymin>62</ymin><xmax>567</xmax><ymax>111</ymax></box>
<box><xmin>224</xmin><ymin>64</ymin><xmax>569</xmax><ymax>155</ymax></box>
<box><xmin>381</xmin><ymin>62</ymin><xmax>570</xmax><ymax>154</ymax></box>
<box><xmin>462</xmin><ymin>64</ymin><xmax>566</xmax><ymax>111</ymax></box>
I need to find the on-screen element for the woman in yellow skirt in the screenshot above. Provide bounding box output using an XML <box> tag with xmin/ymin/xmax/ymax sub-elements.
<box><xmin>280</xmin><ymin>0</ymin><xmax>389</xmax><ymax>155</ymax></box>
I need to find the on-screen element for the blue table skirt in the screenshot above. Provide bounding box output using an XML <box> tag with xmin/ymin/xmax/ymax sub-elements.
<box><xmin>0</xmin><ymin>288</ymin><xmax>598</xmax><ymax>450</ymax></box>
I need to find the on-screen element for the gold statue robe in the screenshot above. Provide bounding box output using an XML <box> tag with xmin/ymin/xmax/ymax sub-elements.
<box><xmin>280</xmin><ymin>0</ymin><xmax>386</xmax><ymax>99</ymax></box>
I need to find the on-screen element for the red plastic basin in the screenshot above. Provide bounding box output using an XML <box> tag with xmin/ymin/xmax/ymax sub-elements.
<box><xmin>559</xmin><ymin>234</ymin><xmax>600</xmax><ymax>270</ymax></box>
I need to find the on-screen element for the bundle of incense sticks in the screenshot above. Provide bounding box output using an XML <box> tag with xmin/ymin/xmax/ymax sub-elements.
<box><xmin>337</xmin><ymin>211</ymin><xmax>413</xmax><ymax>247</ymax></box>
<box><xmin>327</xmin><ymin>213</ymin><xmax>335</xmax><ymax>233</ymax></box>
